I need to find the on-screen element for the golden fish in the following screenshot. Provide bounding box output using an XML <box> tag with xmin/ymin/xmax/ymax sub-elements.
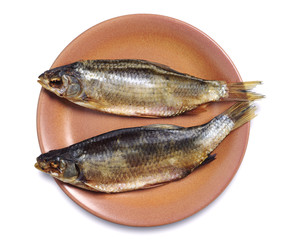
<box><xmin>35</xmin><ymin>102</ymin><xmax>256</xmax><ymax>193</ymax></box>
<box><xmin>38</xmin><ymin>59</ymin><xmax>263</xmax><ymax>117</ymax></box>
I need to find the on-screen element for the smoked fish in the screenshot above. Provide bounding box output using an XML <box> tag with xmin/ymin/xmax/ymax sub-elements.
<box><xmin>35</xmin><ymin>102</ymin><xmax>256</xmax><ymax>193</ymax></box>
<box><xmin>38</xmin><ymin>59</ymin><xmax>263</xmax><ymax>117</ymax></box>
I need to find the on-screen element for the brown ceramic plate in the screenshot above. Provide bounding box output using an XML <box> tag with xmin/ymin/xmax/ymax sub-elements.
<box><xmin>37</xmin><ymin>14</ymin><xmax>249</xmax><ymax>226</ymax></box>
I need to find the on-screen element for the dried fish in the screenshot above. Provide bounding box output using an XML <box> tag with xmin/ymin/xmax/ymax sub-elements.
<box><xmin>35</xmin><ymin>102</ymin><xmax>256</xmax><ymax>193</ymax></box>
<box><xmin>38</xmin><ymin>59</ymin><xmax>263</xmax><ymax>117</ymax></box>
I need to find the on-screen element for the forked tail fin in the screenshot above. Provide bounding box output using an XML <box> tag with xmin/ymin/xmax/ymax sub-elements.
<box><xmin>224</xmin><ymin>81</ymin><xmax>264</xmax><ymax>101</ymax></box>
<box><xmin>224</xmin><ymin>102</ymin><xmax>257</xmax><ymax>130</ymax></box>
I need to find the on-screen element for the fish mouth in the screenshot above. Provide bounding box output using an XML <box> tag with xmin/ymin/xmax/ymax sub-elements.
<box><xmin>37</xmin><ymin>78</ymin><xmax>50</xmax><ymax>89</ymax></box>
<box><xmin>34</xmin><ymin>162</ymin><xmax>49</xmax><ymax>173</ymax></box>
<box><xmin>34</xmin><ymin>162</ymin><xmax>42</xmax><ymax>171</ymax></box>
<box><xmin>34</xmin><ymin>161</ymin><xmax>62</xmax><ymax>176</ymax></box>
<box><xmin>38</xmin><ymin>76</ymin><xmax>64</xmax><ymax>94</ymax></box>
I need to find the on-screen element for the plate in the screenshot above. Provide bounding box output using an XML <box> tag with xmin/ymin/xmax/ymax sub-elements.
<box><xmin>37</xmin><ymin>14</ymin><xmax>249</xmax><ymax>226</ymax></box>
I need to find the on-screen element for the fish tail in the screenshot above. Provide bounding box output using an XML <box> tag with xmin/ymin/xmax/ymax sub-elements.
<box><xmin>224</xmin><ymin>81</ymin><xmax>264</xmax><ymax>101</ymax></box>
<box><xmin>224</xmin><ymin>102</ymin><xmax>257</xmax><ymax>130</ymax></box>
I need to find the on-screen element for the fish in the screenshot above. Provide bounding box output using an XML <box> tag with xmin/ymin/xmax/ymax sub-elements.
<box><xmin>38</xmin><ymin>59</ymin><xmax>263</xmax><ymax>117</ymax></box>
<box><xmin>35</xmin><ymin>102</ymin><xmax>256</xmax><ymax>193</ymax></box>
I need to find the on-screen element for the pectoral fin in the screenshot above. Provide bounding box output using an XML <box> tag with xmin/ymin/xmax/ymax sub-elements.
<box><xmin>199</xmin><ymin>153</ymin><xmax>217</xmax><ymax>167</ymax></box>
<box><xmin>82</xmin><ymin>181</ymin><xmax>106</xmax><ymax>192</ymax></box>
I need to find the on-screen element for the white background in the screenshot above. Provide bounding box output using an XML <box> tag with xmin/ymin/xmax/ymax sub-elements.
<box><xmin>1</xmin><ymin>0</ymin><xmax>289</xmax><ymax>239</ymax></box>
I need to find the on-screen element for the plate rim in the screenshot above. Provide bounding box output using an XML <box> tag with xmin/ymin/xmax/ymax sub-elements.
<box><xmin>36</xmin><ymin>13</ymin><xmax>250</xmax><ymax>227</ymax></box>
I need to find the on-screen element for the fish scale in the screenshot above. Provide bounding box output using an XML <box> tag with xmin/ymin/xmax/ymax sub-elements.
<box><xmin>38</xmin><ymin>59</ymin><xmax>263</xmax><ymax>117</ymax></box>
<box><xmin>35</xmin><ymin>102</ymin><xmax>256</xmax><ymax>193</ymax></box>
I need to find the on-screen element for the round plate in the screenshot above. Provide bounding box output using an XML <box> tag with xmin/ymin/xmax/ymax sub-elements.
<box><xmin>37</xmin><ymin>14</ymin><xmax>249</xmax><ymax>226</ymax></box>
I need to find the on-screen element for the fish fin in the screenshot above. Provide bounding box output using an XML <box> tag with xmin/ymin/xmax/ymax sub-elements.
<box><xmin>82</xmin><ymin>181</ymin><xmax>107</xmax><ymax>192</ymax></box>
<box><xmin>83</xmin><ymin>181</ymin><xmax>95</xmax><ymax>188</ymax></box>
<box><xmin>199</xmin><ymin>153</ymin><xmax>216</xmax><ymax>167</ymax></box>
<box><xmin>143</xmin><ymin>124</ymin><xmax>184</xmax><ymax>130</ymax></box>
<box><xmin>134</xmin><ymin>113</ymin><xmax>160</xmax><ymax>118</ymax></box>
<box><xmin>141</xmin><ymin>182</ymin><xmax>168</xmax><ymax>190</ymax></box>
<box><xmin>74</xmin><ymin>172</ymin><xmax>100</xmax><ymax>192</ymax></box>
<box><xmin>77</xmin><ymin>182</ymin><xmax>100</xmax><ymax>192</ymax></box>
<box><xmin>80</xmin><ymin>92</ymin><xmax>90</xmax><ymax>101</ymax></box>
<box><xmin>185</xmin><ymin>104</ymin><xmax>208</xmax><ymax>115</ymax></box>
<box><xmin>224</xmin><ymin>81</ymin><xmax>265</xmax><ymax>101</ymax></box>
<box><xmin>142</xmin><ymin>60</ymin><xmax>188</xmax><ymax>76</ymax></box>
<box><xmin>224</xmin><ymin>102</ymin><xmax>257</xmax><ymax>130</ymax></box>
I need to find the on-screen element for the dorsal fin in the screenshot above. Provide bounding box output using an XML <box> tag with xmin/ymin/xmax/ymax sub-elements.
<box><xmin>143</xmin><ymin>60</ymin><xmax>188</xmax><ymax>76</ymax></box>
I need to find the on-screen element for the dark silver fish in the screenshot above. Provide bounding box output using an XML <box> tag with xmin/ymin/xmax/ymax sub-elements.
<box><xmin>38</xmin><ymin>59</ymin><xmax>263</xmax><ymax>117</ymax></box>
<box><xmin>35</xmin><ymin>102</ymin><xmax>256</xmax><ymax>193</ymax></box>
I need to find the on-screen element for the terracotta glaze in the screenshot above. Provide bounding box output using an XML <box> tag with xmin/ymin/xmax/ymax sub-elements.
<box><xmin>37</xmin><ymin>14</ymin><xmax>249</xmax><ymax>226</ymax></box>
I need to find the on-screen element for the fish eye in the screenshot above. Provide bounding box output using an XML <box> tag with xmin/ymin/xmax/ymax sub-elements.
<box><xmin>49</xmin><ymin>77</ymin><xmax>63</xmax><ymax>88</ymax></box>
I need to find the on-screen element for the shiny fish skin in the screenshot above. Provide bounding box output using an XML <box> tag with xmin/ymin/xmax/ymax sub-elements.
<box><xmin>38</xmin><ymin>59</ymin><xmax>263</xmax><ymax>117</ymax></box>
<box><xmin>35</xmin><ymin>102</ymin><xmax>256</xmax><ymax>193</ymax></box>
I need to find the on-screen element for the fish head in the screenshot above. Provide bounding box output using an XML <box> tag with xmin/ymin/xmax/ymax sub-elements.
<box><xmin>35</xmin><ymin>150</ymin><xmax>79</xmax><ymax>183</ymax></box>
<box><xmin>38</xmin><ymin>65</ymin><xmax>82</xmax><ymax>99</ymax></box>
